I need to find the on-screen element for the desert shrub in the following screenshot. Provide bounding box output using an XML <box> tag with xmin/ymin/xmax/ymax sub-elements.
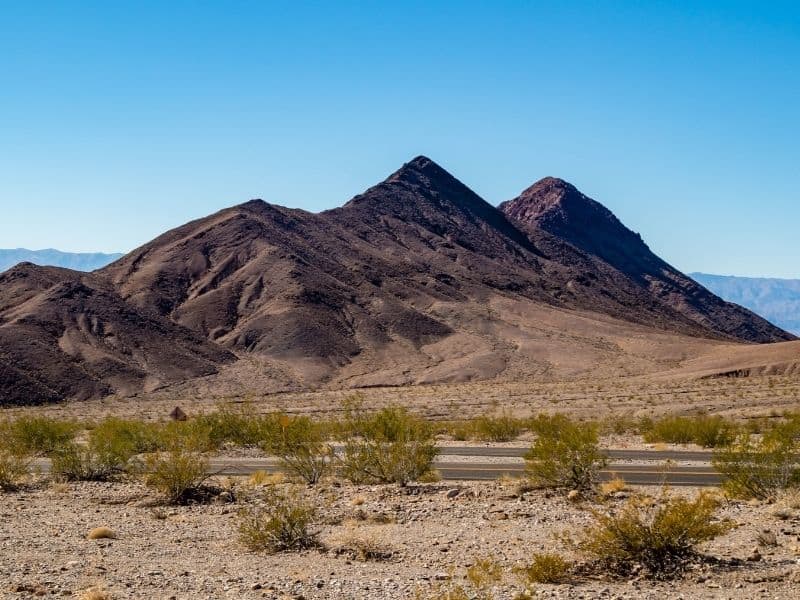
<box><xmin>466</xmin><ymin>557</ymin><xmax>503</xmax><ymax>589</ymax></box>
<box><xmin>340</xmin><ymin>405</ymin><xmax>437</xmax><ymax>486</ymax></box>
<box><xmin>525</xmin><ymin>414</ymin><xmax>607</xmax><ymax>492</ymax></box>
<box><xmin>140</xmin><ymin>449</ymin><xmax>209</xmax><ymax>504</ymax></box>
<box><xmin>193</xmin><ymin>405</ymin><xmax>273</xmax><ymax>449</ymax></box>
<box><xmin>50</xmin><ymin>443</ymin><xmax>118</xmax><ymax>482</ymax></box>
<box><xmin>157</xmin><ymin>418</ymin><xmax>216</xmax><ymax>452</ymax></box>
<box><xmin>713</xmin><ymin>428</ymin><xmax>800</xmax><ymax>500</ymax></box>
<box><xmin>262</xmin><ymin>415</ymin><xmax>332</xmax><ymax>485</ymax></box>
<box><xmin>469</xmin><ymin>412</ymin><xmax>524</xmax><ymax>442</ymax></box>
<box><xmin>89</xmin><ymin>417</ymin><xmax>162</xmax><ymax>456</ymax></box>
<box><xmin>445</xmin><ymin>421</ymin><xmax>473</xmax><ymax>441</ymax></box>
<box><xmin>416</xmin><ymin>561</ymin><xmax>501</xmax><ymax>600</ymax></box>
<box><xmin>7</xmin><ymin>416</ymin><xmax>78</xmax><ymax>455</ymax></box>
<box><xmin>328</xmin><ymin>523</ymin><xmax>394</xmax><ymax>561</ymax></box>
<box><xmin>578</xmin><ymin>491</ymin><xmax>732</xmax><ymax>577</ymax></box>
<box><xmin>238</xmin><ymin>486</ymin><xmax>318</xmax><ymax>553</ymax></box>
<box><xmin>50</xmin><ymin>418</ymin><xmax>161</xmax><ymax>481</ymax></box>
<box><xmin>514</xmin><ymin>552</ymin><xmax>570</xmax><ymax>584</ymax></box>
<box><xmin>0</xmin><ymin>444</ymin><xmax>30</xmax><ymax>491</ymax></box>
<box><xmin>642</xmin><ymin>415</ymin><xmax>736</xmax><ymax>448</ymax></box>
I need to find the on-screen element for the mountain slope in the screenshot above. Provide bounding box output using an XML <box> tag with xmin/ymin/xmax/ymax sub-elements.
<box><xmin>691</xmin><ymin>273</ymin><xmax>800</xmax><ymax>335</ymax></box>
<box><xmin>499</xmin><ymin>177</ymin><xmax>790</xmax><ymax>344</ymax></box>
<box><xmin>0</xmin><ymin>263</ymin><xmax>234</xmax><ymax>405</ymax></box>
<box><xmin>0</xmin><ymin>157</ymin><xmax>793</xmax><ymax>404</ymax></box>
<box><xmin>0</xmin><ymin>248</ymin><xmax>122</xmax><ymax>273</ymax></box>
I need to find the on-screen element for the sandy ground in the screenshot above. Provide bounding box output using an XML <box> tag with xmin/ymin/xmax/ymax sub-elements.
<box><xmin>6</xmin><ymin>374</ymin><xmax>799</xmax><ymax>425</ymax></box>
<box><xmin>3</xmin><ymin>477</ymin><xmax>800</xmax><ymax>600</ymax></box>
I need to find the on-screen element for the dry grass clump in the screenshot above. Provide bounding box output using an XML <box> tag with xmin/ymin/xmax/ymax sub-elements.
<box><xmin>339</xmin><ymin>404</ymin><xmax>437</xmax><ymax>486</ymax></box>
<box><xmin>238</xmin><ymin>486</ymin><xmax>318</xmax><ymax>553</ymax></box>
<box><xmin>514</xmin><ymin>552</ymin><xmax>571</xmax><ymax>584</ymax></box>
<box><xmin>416</xmin><ymin>559</ymin><xmax>503</xmax><ymax>600</ymax></box>
<box><xmin>87</xmin><ymin>526</ymin><xmax>117</xmax><ymax>540</ymax></box>
<box><xmin>577</xmin><ymin>490</ymin><xmax>732</xmax><ymax>578</ymax></box>
<box><xmin>600</xmin><ymin>476</ymin><xmax>627</xmax><ymax>497</ymax></box>
<box><xmin>247</xmin><ymin>470</ymin><xmax>286</xmax><ymax>487</ymax></box>
<box><xmin>328</xmin><ymin>522</ymin><xmax>395</xmax><ymax>561</ymax></box>
<box><xmin>525</xmin><ymin>414</ymin><xmax>606</xmax><ymax>493</ymax></box>
<box><xmin>78</xmin><ymin>585</ymin><xmax>112</xmax><ymax>600</ymax></box>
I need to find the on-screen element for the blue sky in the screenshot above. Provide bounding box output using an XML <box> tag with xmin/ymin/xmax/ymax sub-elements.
<box><xmin>1</xmin><ymin>1</ymin><xmax>798</xmax><ymax>277</ymax></box>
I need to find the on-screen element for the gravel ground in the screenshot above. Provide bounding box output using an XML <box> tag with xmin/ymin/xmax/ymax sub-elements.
<box><xmin>3</xmin><ymin>478</ymin><xmax>800</xmax><ymax>599</ymax></box>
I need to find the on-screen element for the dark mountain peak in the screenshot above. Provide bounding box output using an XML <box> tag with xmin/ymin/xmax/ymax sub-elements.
<box><xmin>237</xmin><ymin>198</ymin><xmax>269</xmax><ymax>211</ymax></box>
<box><xmin>381</xmin><ymin>155</ymin><xmax>472</xmax><ymax>198</ymax></box>
<box><xmin>503</xmin><ymin>176</ymin><xmax>614</xmax><ymax>228</ymax></box>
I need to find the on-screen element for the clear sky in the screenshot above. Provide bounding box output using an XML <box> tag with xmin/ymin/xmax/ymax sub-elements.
<box><xmin>1</xmin><ymin>1</ymin><xmax>798</xmax><ymax>277</ymax></box>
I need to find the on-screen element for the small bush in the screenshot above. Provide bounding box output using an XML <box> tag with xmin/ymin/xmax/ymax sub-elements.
<box><xmin>50</xmin><ymin>443</ymin><xmax>118</xmax><ymax>482</ymax></box>
<box><xmin>466</xmin><ymin>557</ymin><xmax>503</xmax><ymax>589</ymax></box>
<box><xmin>450</xmin><ymin>413</ymin><xmax>524</xmax><ymax>442</ymax></box>
<box><xmin>238</xmin><ymin>487</ymin><xmax>318</xmax><ymax>553</ymax></box>
<box><xmin>0</xmin><ymin>445</ymin><xmax>30</xmax><ymax>491</ymax></box>
<box><xmin>50</xmin><ymin>418</ymin><xmax>160</xmax><ymax>482</ymax></box>
<box><xmin>642</xmin><ymin>415</ymin><xmax>736</xmax><ymax>448</ymax></box>
<box><xmin>140</xmin><ymin>449</ymin><xmax>209</xmax><ymax>504</ymax></box>
<box><xmin>600</xmin><ymin>476</ymin><xmax>627</xmax><ymax>497</ymax></box>
<box><xmin>525</xmin><ymin>414</ymin><xmax>607</xmax><ymax>493</ymax></box>
<box><xmin>328</xmin><ymin>523</ymin><xmax>394</xmax><ymax>561</ymax></box>
<box><xmin>713</xmin><ymin>428</ymin><xmax>800</xmax><ymax>500</ymax></box>
<box><xmin>6</xmin><ymin>416</ymin><xmax>78</xmax><ymax>455</ymax></box>
<box><xmin>340</xmin><ymin>405</ymin><xmax>437</xmax><ymax>486</ymax></box>
<box><xmin>193</xmin><ymin>405</ymin><xmax>275</xmax><ymax>449</ymax></box>
<box><xmin>262</xmin><ymin>415</ymin><xmax>332</xmax><ymax>485</ymax></box>
<box><xmin>89</xmin><ymin>417</ymin><xmax>162</xmax><ymax>457</ymax></box>
<box><xmin>578</xmin><ymin>491</ymin><xmax>732</xmax><ymax>577</ymax></box>
<box><xmin>515</xmin><ymin>552</ymin><xmax>570</xmax><ymax>584</ymax></box>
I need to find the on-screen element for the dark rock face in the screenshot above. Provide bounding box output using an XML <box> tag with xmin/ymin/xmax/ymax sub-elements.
<box><xmin>0</xmin><ymin>157</ymin><xmax>792</xmax><ymax>404</ymax></box>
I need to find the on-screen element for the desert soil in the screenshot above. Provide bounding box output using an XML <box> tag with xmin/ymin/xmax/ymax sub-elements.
<box><xmin>3</xmin><ymin>477</ymin><xmax>800</xmax><ymax>600</ymax></box>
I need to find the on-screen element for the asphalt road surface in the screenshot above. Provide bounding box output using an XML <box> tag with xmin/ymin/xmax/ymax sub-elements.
<box><xmin>33</xmin><ymin>448</ymin><xmax>723</xmax><ymax>487</ymax></box>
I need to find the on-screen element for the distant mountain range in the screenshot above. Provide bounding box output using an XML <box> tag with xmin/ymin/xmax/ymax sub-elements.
<box><xmin>0</xmin><ymin>249</ymin><xmax>122</xmax><ymax>273</ymax></box>
<box><xmin>0</xmin><ymin>157</ymin><xmax>795</xmax><ymax>405</ymax></box>
<box><xmin>691</xmin><ymin>273</ymin><xmax>800</xmax><ymax>336</ymax></box>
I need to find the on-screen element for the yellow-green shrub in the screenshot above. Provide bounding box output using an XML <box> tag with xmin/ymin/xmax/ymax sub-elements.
<box><xmin>525</xmin><ymin>414</ymin><xmax>606</xmax><ymax>492</ymax></box>
<box><xmin>238</xmin><ymin>486</ymin><xmax>318</xmax><ymax>553</ymax></box>
<box><xmin>713</xmin><ymin>427</ymin><xmax>800</xmax><ymax>500</ymax></box>
<box><xmin>514</xmin><ymin>552</ymin><xmax>570</xmax><ymax>584</ymax></box>
<box><xmin>262</xmin><ymin>415</ymin><xmax>332</xmax><ymax>485</ymax></box>
<box><xmin>578</xmin><ymin>491</ymin><xmax>732</xmax><ymax>577</ymax></box>
<box><xmin>340</xmin><ymin>406</ymin><xmax>437</xmax><ymax>486</ymax></box>
<box><xmin>141</xmin><ymin>449</ymin><xmax>209</xmax><ymax>504</ymax></box>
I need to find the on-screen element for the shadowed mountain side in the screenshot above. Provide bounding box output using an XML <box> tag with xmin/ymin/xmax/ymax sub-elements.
<box><xmin>0</xmin><ymin>263</ymin><xmax>234</xmax><ymax>405</ymax></box>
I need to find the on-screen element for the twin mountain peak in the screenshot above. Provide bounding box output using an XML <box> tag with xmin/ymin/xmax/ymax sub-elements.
<box><xmin>0</xmin><ymin>156</ymin><xmax>793</xmax><ymax>405</ymax></box>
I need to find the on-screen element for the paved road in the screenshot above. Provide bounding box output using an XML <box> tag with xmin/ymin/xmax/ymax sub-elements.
<box><xmin>210</xmin><ymin>458</ymin><xmax>722</xmax><ymax>487</ymax></box>
<box><xmin>33</xmin><ymin>447</ymin><xmax>723</xmax><ymax>487</ymax></box>
<box><xmin>437</xmin><ymin>446</ymin><xmax>713</xmax><ymax>461</ymax></box>
<box><xmin>206</xmin><ymin>446</ymin><xmax>721</xmax><ymax>486</ymax></box>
